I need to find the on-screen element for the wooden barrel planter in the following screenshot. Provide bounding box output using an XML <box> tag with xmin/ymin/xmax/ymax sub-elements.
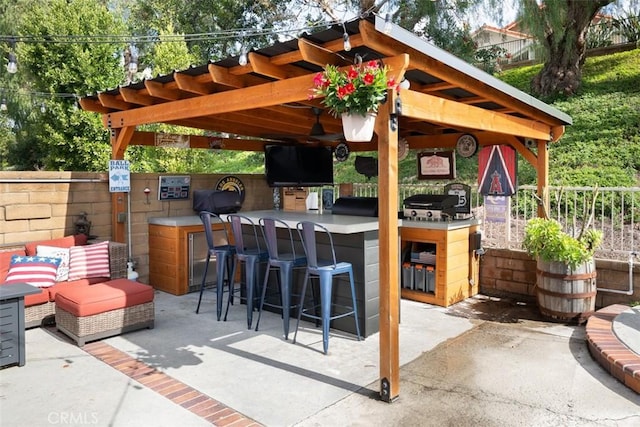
<box><xmin>536</xmin><ymin>259</ymin><xmax>597</xmax><ymax>324</ymax></box>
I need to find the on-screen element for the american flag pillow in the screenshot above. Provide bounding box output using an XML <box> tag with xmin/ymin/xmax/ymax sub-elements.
<box><xmin>68</xmin><ymin>241</ymin><xmax>110</xmax><ymax>281</ymax></box>
<box><xmin>4</xmin><ymin>255</ymin><xmax>62</xmax><ymax>288</ymax></box>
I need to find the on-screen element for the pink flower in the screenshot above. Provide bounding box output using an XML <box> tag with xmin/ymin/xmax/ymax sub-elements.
<box><xmin>337</xmin><ymin>86</ymin><xmax>348</xmax><ymax>99</ymax></box>
<box><xmin>387</xmin><ymin>78</ymin><xmax>396</xmax><ymax>89</ymax></box>
<box><xmin>344</xmin><ymin>82</ymin><xmax>355</xmax><ymax>95</ymax></box>
<box><xmin>347</xmin><ymin>67</ymin><xmax>359</xmax><ymax>80</ymax></box>
<box><xmin>313</xmin><ymin>72</ymin><xmax>325</xmax><ymax>87</ymax></box>
<box><xmin>363</xmin><ymin>73</ymin><xmax>374</xmax><ymax>85</ymax></box>
<box><xmin>366</xmin><ymin>60</ymin><xmax>378</xmax><ymax>69</ymax></box>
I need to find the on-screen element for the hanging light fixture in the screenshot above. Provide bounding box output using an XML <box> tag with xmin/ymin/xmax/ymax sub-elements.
<box><xmin>342</xmin><ymin>23</ymin><xmax>351</xmax><ymax>52</ymax></box>
<box><xmin>238</xmin><ymin>49</ymin><xmax>248</xmax><ymax>66</ymax></box>
<box><xmin>342</xmin><ymin>31</ymin><xmax>351</xmax><ymax>52</ymax></box>
<box><xmin>0</xmin><ymin>99</ymin><xmax>7</xmax><ymax>112</ymax></box>
<box><xmin>6</xmin><ymin>52</ymin><xmax>18</xmax><ymax>74</ymax></box>
<box><xmin>384</xmin><ymin>13</ymin><xmax>393</xmax><ymax>34</ymax></box>
<box><xmin>40</xmin><ymin>102</ymin><xmax>46</xmax><ymax>113</ymax></box>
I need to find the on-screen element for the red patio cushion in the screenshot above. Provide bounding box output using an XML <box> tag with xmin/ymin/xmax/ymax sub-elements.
<box><xmin>55</xmin><ymin>279</ymin><xmax>154</xmax><ymax>317</ymax></box>
<box><xmin>45</xmin><ymin>278</ymin><xmax>106</xmax><ymax>302</ymax></box>
<box><xmin>24</xmin><ymin>288</ymin><xmax>49</xmax><ymax>307</ymax></box>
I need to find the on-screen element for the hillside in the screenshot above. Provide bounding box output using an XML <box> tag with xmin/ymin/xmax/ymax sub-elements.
<box><xmin>498</xmin><ymin>48</ymin><xmax>640</xmax><ymax>187</ymax></box>
<box><xmin>334</xmin><ymin>48</ymin><xmax>640</xmax><ymax>187</ymax></box>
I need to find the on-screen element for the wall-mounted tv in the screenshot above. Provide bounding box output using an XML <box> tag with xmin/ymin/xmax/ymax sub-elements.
<box><xmin>264</xmin><ymin>145</ymin><xmax>334</xmax><ymax>187</ymax></box>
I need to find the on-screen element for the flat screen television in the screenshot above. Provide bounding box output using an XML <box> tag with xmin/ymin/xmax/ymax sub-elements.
<box><xmin>264</xmin><ymin>145</ymin><xmax>334</xmax><ymax>187</ymax></box>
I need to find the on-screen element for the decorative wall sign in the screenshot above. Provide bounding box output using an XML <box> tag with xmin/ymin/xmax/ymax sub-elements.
<box><xmin>154</xmin><ymin>133</ymin><xmax>190</xmax><ymax>148</ymax></box>
<box><xmin>455</xmin><ymin>134</ymin><xmax>478</xmax><ymax>158</ymax></box>
<box><xmin>478</xmin><ymin>145</ymin><xmax>517</xmax><ymax>196</ymax></box>
<box><xmin>158</xmin><ymin>175</ymin><xmax>191</xmax><ymax>200</ymax></box>
<box><xmin>334</xmin><ymin>142</ymin><xmax>350</xmax><ymax>162</ymax></box>
<box><xmin>444</xmin><ymin>182</ymin><xmax>471</xmax><ymax>214</ymax></box>
<box><xmin>215</xmin><ymin>175</ymin><xmax>246</xmax><ymax>203</ymax></box>
<box><xmin>417</xmin><ymin>151</ymin><xmax>456</xmax><ymax>180</ymax></box>
<box><xmin>108</xmin><ymin>160</ymin><xmax>131</xmax><ymax>193</ymax></box>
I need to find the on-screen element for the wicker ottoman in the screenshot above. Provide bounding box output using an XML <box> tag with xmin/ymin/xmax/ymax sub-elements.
<box><xmin>55</xmin><ymin>279</ymin><xmax>155</xmax><ymax>346</ymax></box>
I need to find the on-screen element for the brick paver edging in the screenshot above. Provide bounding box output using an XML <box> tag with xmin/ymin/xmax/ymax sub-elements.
<box><xmin>585</xmin><ymin>304</ymin><xmax>640</xmax><ymax>394</ymax></box>
<box><xmin>83</xmin><ymin>341</ymin><xmax>263</xmax><ymax>426</ymax></box>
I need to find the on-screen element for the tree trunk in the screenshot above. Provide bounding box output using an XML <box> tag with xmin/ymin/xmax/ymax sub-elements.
<box><xmin>531</xmin><ymin>0</ymin><xmax>612</xmax><ymax>98</ymax></box>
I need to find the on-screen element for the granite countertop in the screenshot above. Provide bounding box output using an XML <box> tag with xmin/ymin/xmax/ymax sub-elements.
<box><xmin>149</xmin><ymin>210</ymin><xmax>481</xmax><ymax>234</ymax></box>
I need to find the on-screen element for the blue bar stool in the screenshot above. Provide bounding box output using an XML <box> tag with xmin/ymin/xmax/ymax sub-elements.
<box><xmin>195</xmin><ymin>211</ymin><xmax>236</xmax><ymax>321</ymax></box>
<box><xmin>255</xmin><ymin>217</ymin><xmax>306</xmax><ymax>340</ymax></box>
<box><xmin>225</xmin><ymin>214</ymin><xmax>269</xmax><ymax>329</ymax></box>
<box><xmin>294</xmin><ymin>221</ymin><xmax>361</xmax><ymax>354</ymax></box>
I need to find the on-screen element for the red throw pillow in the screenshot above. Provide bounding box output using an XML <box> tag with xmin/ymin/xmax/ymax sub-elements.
<box><xmin>68</xmin><ymin>241</ymin><xmax>110</xmax><ymax>281</ymax></box>
<box><xmin>4</xmin><ymin>255</ymin><xmax>61</xmax><ymax>288</ymax></box>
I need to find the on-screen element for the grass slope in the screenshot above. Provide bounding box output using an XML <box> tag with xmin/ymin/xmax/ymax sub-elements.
<box><xmin>499</xmin><ymin>49</ymin><xmax>640</xmax><ymax>187</ymax></box>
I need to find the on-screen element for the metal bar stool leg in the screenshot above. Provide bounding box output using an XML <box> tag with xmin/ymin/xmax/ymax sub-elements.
<box><xmin>280</xmin><ymin>264</ymin><xmax>293</xmax><ymax>340</ymax></box>
<box><xmin>348</xmin><ymin>266</ymin><xmax>361</xmax><ymax>341</ymax></box>
<box><xmin>224</xmin><ymin>255</ymin><xmax>239</xmax><ymax>322</ymax></box>
<box><xmin>254</xmin><ymin>262</ymin><xmax>271</xmax><ymax>332</ymax></box>
<box><xmin>319</xmin><ymin>271</ymin><xmax>333</xmax><ymax>354</ymax></box>
<box><xmin>215</xmin><ymin>250</ymin><xmax>229</xmax><ymax>321</ymax></box>
<box><xmin>196</xmin><ymin>253</ymin><xmax>211</xmax><ymax>314</ymax></box>
<box><xmin>293</xmin><ymin>271</ymin><xmax>310</xmax><ymax>344</ymax></box>
<box><xmin>244</xmin><ymin>257</ymin><xmax>258</xmax><ymax>329</ymax></box>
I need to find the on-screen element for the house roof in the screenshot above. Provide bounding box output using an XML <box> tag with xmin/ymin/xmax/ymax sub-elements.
<box><xmin>80</xmin><ymin>14</ymin><xmax>571</xmax><ymax>152</ymax></box>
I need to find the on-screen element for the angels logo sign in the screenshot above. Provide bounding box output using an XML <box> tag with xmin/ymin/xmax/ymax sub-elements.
<box><xmin>215</xmin><ymin>175</ymin><xmax>246</xmax><ymax>203</ymax></box>
<box><xmin>478</xmin><ymin>145</ymin><xmax>517</xmax><ymax>196</ymax></box>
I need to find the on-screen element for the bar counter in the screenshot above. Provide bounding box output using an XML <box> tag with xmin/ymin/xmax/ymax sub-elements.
<box><xmin>149</xmin><ymin>211</ymin><xmax>481</xmax><ymax>337</ymax></box>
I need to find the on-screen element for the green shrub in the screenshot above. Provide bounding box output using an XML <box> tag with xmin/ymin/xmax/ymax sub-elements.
<box><xmin>522</xmin><ymin>218</ymin><xmax>603</xmax><ymax>268</ymax></box>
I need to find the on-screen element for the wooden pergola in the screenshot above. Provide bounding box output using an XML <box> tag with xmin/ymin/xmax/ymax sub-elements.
<box><xmin>80</xmin><ymin>14</ymin><xmax>571</xmax><ymax>402</ymax></box>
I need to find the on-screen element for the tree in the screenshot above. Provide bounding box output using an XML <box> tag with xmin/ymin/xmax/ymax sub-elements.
<box><xmin>1</xmin><ymin>0</ymin><xmax>126</xmax><ymax>170</ymax></box>
<box><xmin>520</xmin><ymin>0</ymin><xmax>618</xmax><ymax>99</ymax></box>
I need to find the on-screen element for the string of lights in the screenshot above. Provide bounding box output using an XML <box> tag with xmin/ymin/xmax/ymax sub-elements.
<box><xmin>0</xmin><ymin>20</ymin><xmax>345</xmax><ymax>45</ymax></box>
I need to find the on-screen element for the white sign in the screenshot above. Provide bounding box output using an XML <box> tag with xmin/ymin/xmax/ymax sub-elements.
<box><xmin>155</xmin><ymin>133</ymin><xmax>190</xmax><ymax>148</ymax></box>
<box><xmin>109</xmin><ymin>160</ymin><xmax>131</xmax><ymax>193</ymax></box>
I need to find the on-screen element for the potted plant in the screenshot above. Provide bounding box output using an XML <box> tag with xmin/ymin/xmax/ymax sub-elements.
<box><xmin>310</xmin><ymin>60</ymin><xmax>397</xmax><ymax>141</ymax></box>
<box><xmin>522</xmin><ymin>216</ymin><xmax>603</xmax><ymax>323</ymax></box>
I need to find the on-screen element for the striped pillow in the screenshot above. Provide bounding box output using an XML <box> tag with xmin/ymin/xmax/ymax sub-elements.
<box><xmin>4</xmin><ymin>255</ymin><xmax>62</xmax><ymax>288</ymax></box>
<box><xmin>68</xmin><ymin>241</ymin><xmax>110</xmax><ymax>281</ymax></box>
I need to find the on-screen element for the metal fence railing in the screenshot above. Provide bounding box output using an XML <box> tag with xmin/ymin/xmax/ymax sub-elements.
<box><xmin>474</xmin><ymin>16</ymin><xmax>639</xmax><ymax>68</ymax></box>
<box><xmin>341</xmin><ymin>183</ymin><xmax>639</xmax><ymax>261</ymax></box>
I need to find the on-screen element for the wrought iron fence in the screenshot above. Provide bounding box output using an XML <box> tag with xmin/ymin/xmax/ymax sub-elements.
<box><xmin>343</xmin><ymin>183</ymin><xmax>639</xmax><ymax>260</ymax></box>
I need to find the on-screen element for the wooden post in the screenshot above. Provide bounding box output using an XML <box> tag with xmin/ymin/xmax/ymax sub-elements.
<box><xmin>109</xmin><ymin>127</ymin><xmax>134</xmax><ymax>243</ymax></box>
<box><xmin>376</xmin><ymin>89</ymin><xmax>400</xmax><ymax>402</ymax></box>
<box><xmin>536</xmin><ymin>139</ymin><xmax>550</xmax><ymax>218</ymax></box>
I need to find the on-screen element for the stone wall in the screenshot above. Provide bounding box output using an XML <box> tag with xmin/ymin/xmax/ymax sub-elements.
<box><xmin>0</xmin><ymin>171</ymin><xmax>273</xmax><ymax>283</ymax></box>
<box><xmin>480</xmin><ymin>248</ymin><xmax>640</xmax><ymax>308</ymax></box>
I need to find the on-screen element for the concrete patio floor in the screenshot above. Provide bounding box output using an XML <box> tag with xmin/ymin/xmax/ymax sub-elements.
<box><xmin>1</xmin><ymin>291</ymin><xmax>638</xmax><ymax>426</ymax></box>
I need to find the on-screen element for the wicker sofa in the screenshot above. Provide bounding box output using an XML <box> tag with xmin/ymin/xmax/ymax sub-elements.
<box><xmin>0</xmin><ymin>234</ymin><xmax>129</xmax><ymax>328</ymax></box>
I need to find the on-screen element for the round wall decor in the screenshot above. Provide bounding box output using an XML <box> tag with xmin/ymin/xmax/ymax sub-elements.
<box><xmin>215</xmin><ymin>175</ymin><xmax>246</xmax><ymax>202</ymax></box>
<box><xmin>456</xmin><ymin>134</ymin><xmax>478</xmax><ymax>158</ymax></box>
<box><xmin>334</xmin><ymin>142</ymin><xmax>350</xmax><ymax>162</ymax></box>
<box><xmin>398</xmin><ymin>138</ymin><xmax>409</xmax><ymax>161</ymax></box>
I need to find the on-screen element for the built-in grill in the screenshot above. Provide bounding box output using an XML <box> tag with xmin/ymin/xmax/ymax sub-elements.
<box><xmin>403</xmin><ymin>194</ymin><xmax>458</xmax><ymax>221</ymax></box>
<box><xmin>331</xmin><ymin>197</ymin><xmax>378</xmax><ymax>217</ymax></box>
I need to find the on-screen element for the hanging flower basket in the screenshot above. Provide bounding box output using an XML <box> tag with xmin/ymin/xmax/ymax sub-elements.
<box><xmin>341</xmin><ymin>111</ymin><xmax>377</xmax><ymax>142</ymax></box>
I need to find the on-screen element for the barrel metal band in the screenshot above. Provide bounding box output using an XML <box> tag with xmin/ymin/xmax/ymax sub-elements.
<box><xmin>536</xmin><ymin>287</ymin><xmax>596</xmax><ymax>299</ymax></box>
<box><xmin>536</xmin><ymin>269</ymin><xmax>597</xmax><ymax>280</ymax></box>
